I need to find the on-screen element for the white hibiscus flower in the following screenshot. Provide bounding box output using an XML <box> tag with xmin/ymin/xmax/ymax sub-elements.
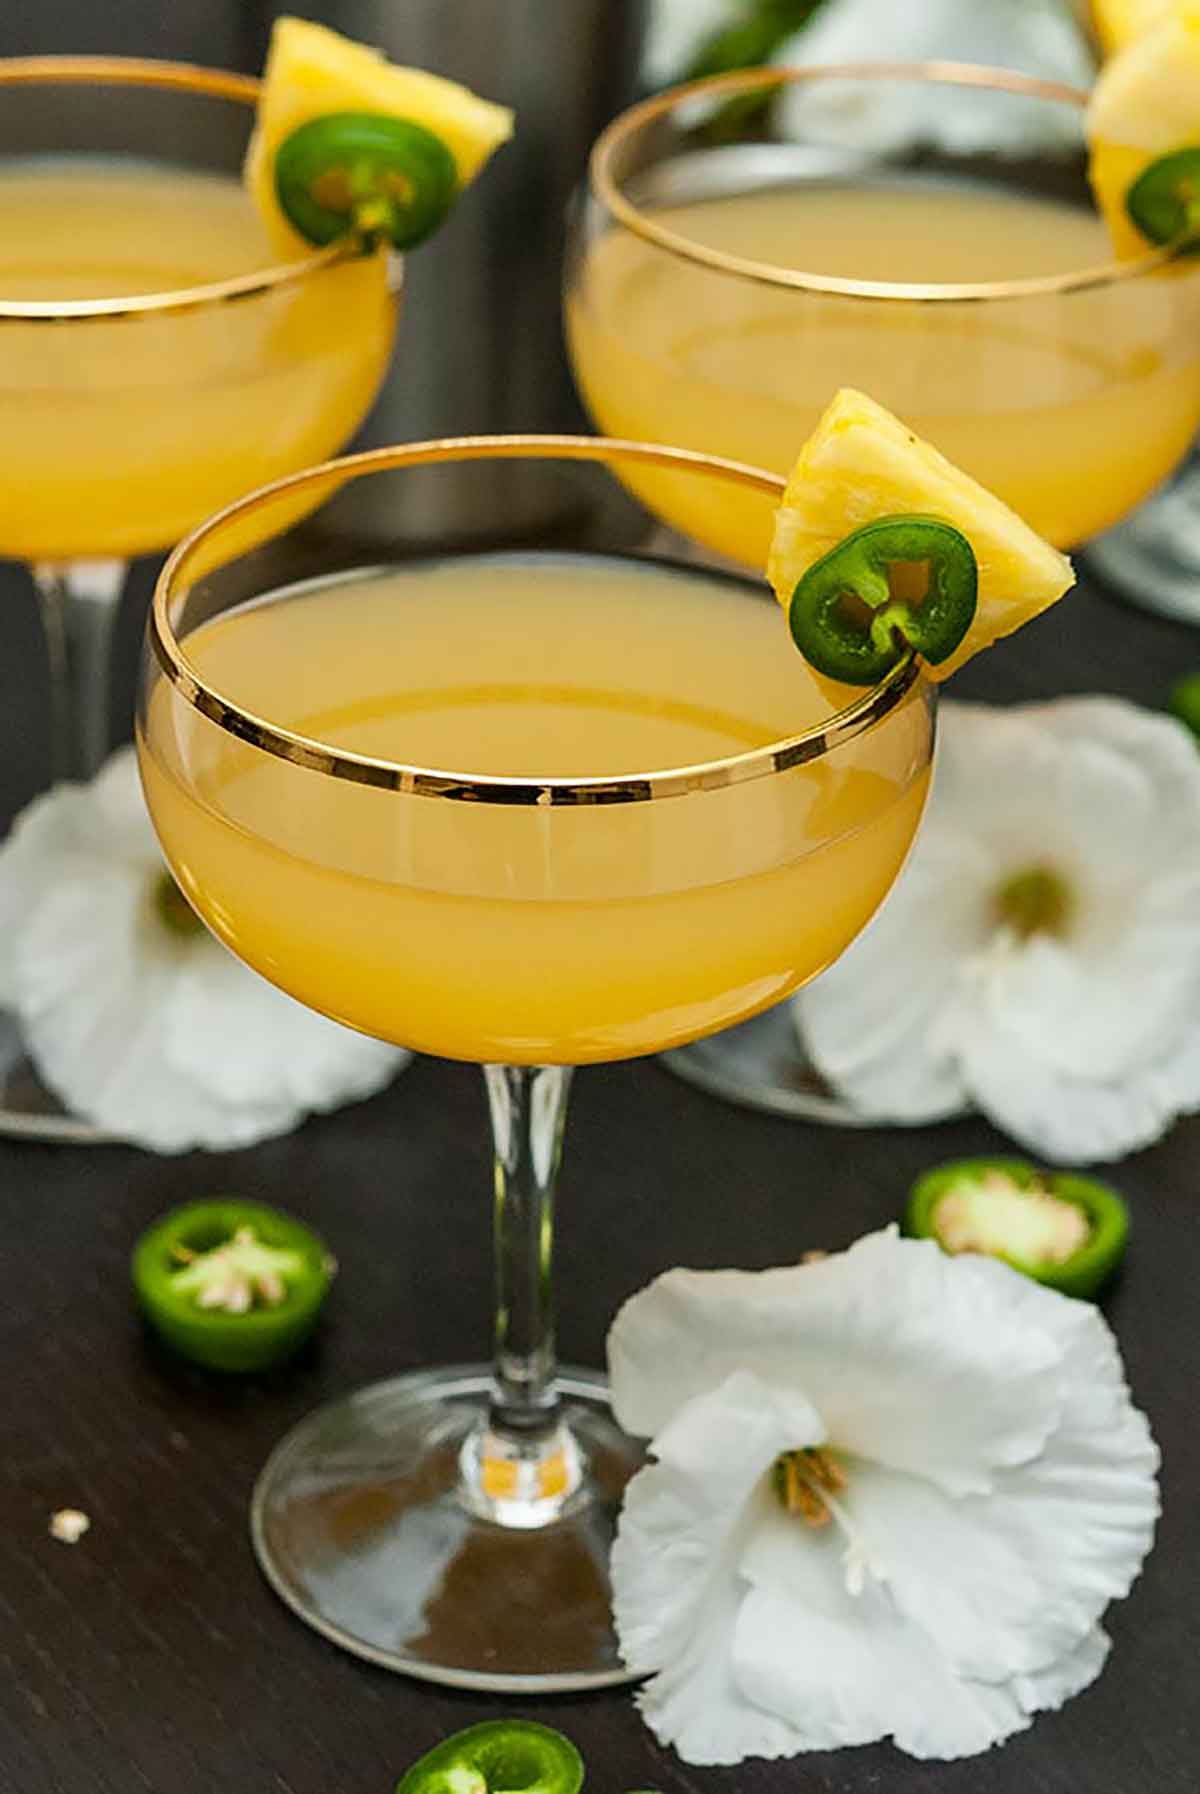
<box><xmin>795</xmin><ymin>699</ymin><xmax>1200</xmax><ymax>1164</ymax></box>
<box><xmin>774</xmin><ymin>0</ymin><xmax>1094</xmax><ymax>155</ymax></box>
<box><xmin>609</xmin><ymin>1230</ymin><xmax>1158</xmax><ymax>1766</ymax></box>
<box><xmin>642</xmin><ymin>0</ymin><xmax>1093</xmax><ymax>144</ymax></box>
<box><xmin>0</xmin><ymin>747</ymin><xmax>406</xmax><ymax>1153</ymax></box>
<box><xmin>642</xmin><ymin>0</ymin><xmax>744</xmax><ymax>86</ymax></box>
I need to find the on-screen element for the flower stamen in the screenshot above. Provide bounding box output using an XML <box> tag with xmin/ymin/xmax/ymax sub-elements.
<box><xmin>775</xmin><ymin>1447</ymin><xmax>847</xmax><ymax>1528</ymax></box>
<box><xmin>992</xmin><ymin>863</ymin><xmax>1073</xmax><ymax>940</ymax></box>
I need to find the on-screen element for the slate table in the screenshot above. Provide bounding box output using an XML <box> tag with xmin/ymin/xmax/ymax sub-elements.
<box><xmin>0</xmin><ymin>559</ymin><xmax>1196</xmax><ymax>1794</ymax></box>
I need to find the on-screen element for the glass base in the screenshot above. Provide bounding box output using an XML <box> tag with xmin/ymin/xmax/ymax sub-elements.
<box><xmin>661</xmin><ymin>1001</ymin><xmax>887</xmax><ymax>1125</ymax></box>
<box><xmin>250</xmin><ymin>1364</ymin><xmax>647</xmax><ymax>1693</ymax></box>
<box><xmin>0</xmin><ymin>1007</ymin><xmax>110</xmax><ymax>1143</ymax></box>
<box><xmin>1084</xmin><ymin>454</ymin><xmax>1200</xmax><ymax>624</ymax></box>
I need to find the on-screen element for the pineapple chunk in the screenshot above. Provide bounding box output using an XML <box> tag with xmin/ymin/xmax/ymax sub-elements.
<box><xmin>768</xmin><ymin>390</ymin><xmax>1074</xmax><ymax>682</ymax></box>
<box><xmin>1087</xmin><ymin>3</ymin><xmax>1200</xmax><ymax>255</ymax></box>
<box><xmin>1090</xmin><ymin>0</ymin><xmax>1178</xmax><ymax>55</ymax></box>
<box><xmin>246</xmin><ymin>17</ymin><xmax>514</xmax><ymax>255</ymax></box>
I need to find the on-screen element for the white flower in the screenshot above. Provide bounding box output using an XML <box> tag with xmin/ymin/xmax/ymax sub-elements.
<box><xmin>773</xmin><ymin>0</ymin><xmax>1094</xmax><ymax>158</ymax></box>
<box><xmin>608</xmin><ymin>1230</ymin><xmax>1159</xmax><ymax>1766</ymax></box>
<box><xmin>642</xmin><ymin>0</ymin><xmax>742</xmax><ymax>87</ymax></box>
<box><xmin>796</xmin><ymin>699</ymin><xmax>1200</xmax><ymax>1164</ymax></box>
<box><xmin>0</xmin><ymin>747</ymin><xmax>405</xmax><ymax>1153</ymax></box>
<box><xmin>642</xmin><ymin>0</ymin><xmax>1094</xmax><ymax>145</ymax></box>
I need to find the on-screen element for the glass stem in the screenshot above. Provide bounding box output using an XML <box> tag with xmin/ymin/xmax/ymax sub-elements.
<box><xmin>32</xmin><ymin>559</ymin><xmax>127</xmax><ymax>785</ymax></box>
<box><xmin>460</xmin><ymin>1064</ymin><xmax>582</xmax><ymax>1525</ymax></box>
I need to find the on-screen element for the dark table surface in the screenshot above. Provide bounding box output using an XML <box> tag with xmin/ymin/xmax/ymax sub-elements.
<box><xmin>0</xmin><ymin>557</ymin><xmax>1197</xmax><ymax>1794</ymax></box>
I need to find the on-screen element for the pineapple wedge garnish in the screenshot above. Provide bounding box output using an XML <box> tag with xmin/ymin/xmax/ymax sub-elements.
<box><xmin>245</xmin><ymin>16</ymin><xmax>514</xmax><ymax>255</ymax></box>
<box><xmin>768</xmin><ymin>390</ymin><xmax>1074</xmax><ymax>683</ymax></box>
<box><xmin>1090</xmin><ymin>0</ymin><xmax>1178</xmax><ymax>55</ymax></box>
<box><xmin>1087</xmin><ymin>3</ymin><xmax>1200</xmax><ymax>255</ymax></box>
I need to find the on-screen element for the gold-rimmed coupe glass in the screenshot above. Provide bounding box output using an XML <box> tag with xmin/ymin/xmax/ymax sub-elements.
<box><xmin>565</xmin><ymin>59</ymin><xmax>1200</xmax><ymax>1118</ymax></box>
<box><xmin>137</xmin><ymin>433</ymin><xmax>935</xmax><ymax>1691</ymax></box>
<box><xmin>0</xmin><ymin>56</ymin><xmax>399</xmax><ymax>1138</ymax></box>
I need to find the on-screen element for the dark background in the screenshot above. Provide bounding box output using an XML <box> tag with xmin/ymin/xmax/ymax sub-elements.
<box><xmin>1</xmin><ymin>4</ymin><xmax>1198</xmax><ymax>1792</ymax></box>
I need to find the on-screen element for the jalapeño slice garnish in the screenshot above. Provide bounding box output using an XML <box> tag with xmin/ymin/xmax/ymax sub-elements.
<box><xmin>275</xmin><ymin>111</ymin><xmax>458</xmax><ymax>248</ymax></box>
<box><xmin>788</xmin><ymin>514</ymin><xmax>977</xmax><ymax>684</ymax></box>
<box><xmin>396</xmin><ymin>1721</ymin><xmax>584</xmax><ymax>1794</ymax></box>
<box><xmin>1125</xmin><ymin>146</ymin><xmax>1200</xmax><ymax>250</ymax></box>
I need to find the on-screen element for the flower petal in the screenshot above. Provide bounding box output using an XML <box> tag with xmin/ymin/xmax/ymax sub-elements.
<box><xmin>12</xmin><ymin>864</ymin><xmax>287</xmax><ymax>1152</ymax></box>
<box><xmin>615</xmin><ymin>1371</ymin><xmax>824</xmax><ymax>1766</ymax></box>
<box><xmin>736</xmin><ymin>1537</ymin><xmax>1030</xmax><ymax>1760</ymax></box>
<box><xmin>795</xmin><ymin>830</ymin><xmax>984</xmax><ymax>1121</ymax></box>
<box><xmin>1007</xmin><ymin>1625</ymin><xmax>1110</xmax><ymax>1718</ymax></box>
<box><xmin>773</xmin><ymin>0</ymin><xmax>1094</xmax><ymax>157</ymax></box>
<box><xmin>0</xmin><ymin>748</ymin><xmax>406</xmax><ymax>1151</ymax></box>
<box><xmin>785</xmin><ymin>1266</ymin><xmax>1157</xmax><ymax>1682</ymax></box>
<box><xmin>956</xmin><ymin>1010</ymin><xmax>1200</xmax><ymax>1164</ymax></box>
<box><xmin>164</xmin><ymin>944</ymin><xmax>402</xmax><ymax>1116</ymax></box>
<box><xmin>801</xmin><ymin>698</ymin><xmax>1200</xmax><ymax>1155</ymax></box>
<box><xmin>609</xmin><ymin>1231</ymin><xmax>1062</xmax><ymax>1496</ymax></box>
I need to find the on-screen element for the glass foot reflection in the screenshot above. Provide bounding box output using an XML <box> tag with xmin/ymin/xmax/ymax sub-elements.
<box><xmin>662</xmin><ymin>1002</ymin><xmax>885</xmax><ymax>1124</ymax></box>
<box><xmin>250</xmin><ymin>1365</ymin><xmax>646</xmax><ymax>1692</ymax></box>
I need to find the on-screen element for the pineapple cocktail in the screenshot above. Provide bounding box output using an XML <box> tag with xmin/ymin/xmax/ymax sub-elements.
<box><xmin>0</xmin><ymin>22</ymin><xmax>510</xmax><ymax>1138</ymax></box>
<box><xmin>567</xmin><ymin>62</ymin><xmax>1200</xmax><ymax>570</ymax></box>
<box><xmin>138</xmin><ymin>408</ymin><xmax>1069</xmax><ymax>1690</ymax></box>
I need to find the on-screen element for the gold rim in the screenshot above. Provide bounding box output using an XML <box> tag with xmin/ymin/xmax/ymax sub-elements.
<box><xmin>0</xmin><ymin>55</ymin><xmax>357</xmax><ymax>321</ymax></box>
<box><xmin>150</xmin><ymin>433</ymin><xmax>927</xmax><ymax>808</ymax></box>
<box><xmin>590</xmin><ymin>60</ymin><xmax>1177</xmax><ymax>303</ymax></box>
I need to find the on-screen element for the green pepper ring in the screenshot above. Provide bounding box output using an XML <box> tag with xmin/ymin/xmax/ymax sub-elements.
<box><xmin>395</xmin><ymin>1720</ymin><xmax>584</xmax><ymax>1794</ymax></box>
<box><xmin>1125</xmin><ymin>146</ymin><xmax>1200</xmax><ymax>252</ymax></box>
<box><xmin>131</xmin><ymin>1199</ymin><xmax>334</xmax><ymax>1372</ymax></box>
<box><xmin>274</xmin><ymin>111</ymin><xmax>459</xmax><ymax>249</ymax></box>
<box><xmin>904</xmin><ymin>1157</ymin><xmax>1129</xmax><ymax>1301</ymax></box>
<box><xmin>788</xmin><ymin>514</ymin><xmax>977</xmax><ymax>685</ymax></box>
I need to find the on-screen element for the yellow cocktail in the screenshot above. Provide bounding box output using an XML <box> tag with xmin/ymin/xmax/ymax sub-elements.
<box><xmin>137</xmin><ymin>436</ymin><xmax>935</xmax><ymax>1693</ymax></box>
<box><xmin>0</xmin><ymin>58</ymin><xmax>398</xmax><ymax>1142</ymax></box>
<box><xmin>143</xmin><ymin>553</ymin><xmax>929</xmax><ymax>1064</ymax></box>
<box><xmin>0</xmin><ymin>156</ymin><xmax>392</xmax><ymax>563</ymax></box>
<box><xmin>566</xmin><ymin>60</ymin><xmax>1200</xmax><ymax>1117</ymax></box>
<box><xmin>0</xmin><ymin>58</ymin><xmax>398</xmax><ymax>790</ymax></box>
<box><xmin>567</xmin><ymin>64</ymin><xmax>1200</xmax><ymax>569</ymax></box>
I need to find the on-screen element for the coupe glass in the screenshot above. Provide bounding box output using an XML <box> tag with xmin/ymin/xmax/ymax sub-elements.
<box><xmin>565</xmin><ymin>59</ymin><xmax>1200</xmax><ymax>1117</ymax></box>
<box><xmin>137</xmin><ymin>434</ymin><xmax>935</xmax><ymax>1690</ymax></box>
<box><xmin>0</xmin><ymin>56</ymin><xmax>399</xmax><ymax>1139</ymax></box>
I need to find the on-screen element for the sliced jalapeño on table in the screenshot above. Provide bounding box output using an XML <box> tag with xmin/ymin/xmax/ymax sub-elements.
<box><xmin>132</xmin><ymin>1199</ymin><xmax>335</xmax><ymax>1371</ymax></box>
<box><xmin>396</xmin><ymin>1721</ymin><xmax>584</xmax><ymax>1794</ymax></box>
<box><xmin>905</xmin><ymin>1158</ymin><xmax>1130</xmax><ymax>1300</ymax></box>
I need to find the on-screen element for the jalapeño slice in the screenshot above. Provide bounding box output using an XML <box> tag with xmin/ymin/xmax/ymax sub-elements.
<box><xmin>788</xmin><ymin>514</ymin><xmax>977</xmax><ymax>684</ymax></box>
<box><xmin>396</xmin><ymin>1721</ymin><xmax>584</xmax><ymax>1794</ymax></box>
<box><xmin>1125</xmin><ymin>146</ymin><xmax>1200</xmax><ymax>250</ymax></box>
<box><xmin>905</xmin><ymin>1157</ymin><xmax>1130</xmax><ymax>1301</ymax></box>
<box><xmin>275</xmin><ymin>111</ymin><xmax>458</xmax><ymax>248</ymax></box>
<box><xmin>131</xmin><ymin>1198</ymin><xmax>335</xmax><ymax>1372</ymax></box>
